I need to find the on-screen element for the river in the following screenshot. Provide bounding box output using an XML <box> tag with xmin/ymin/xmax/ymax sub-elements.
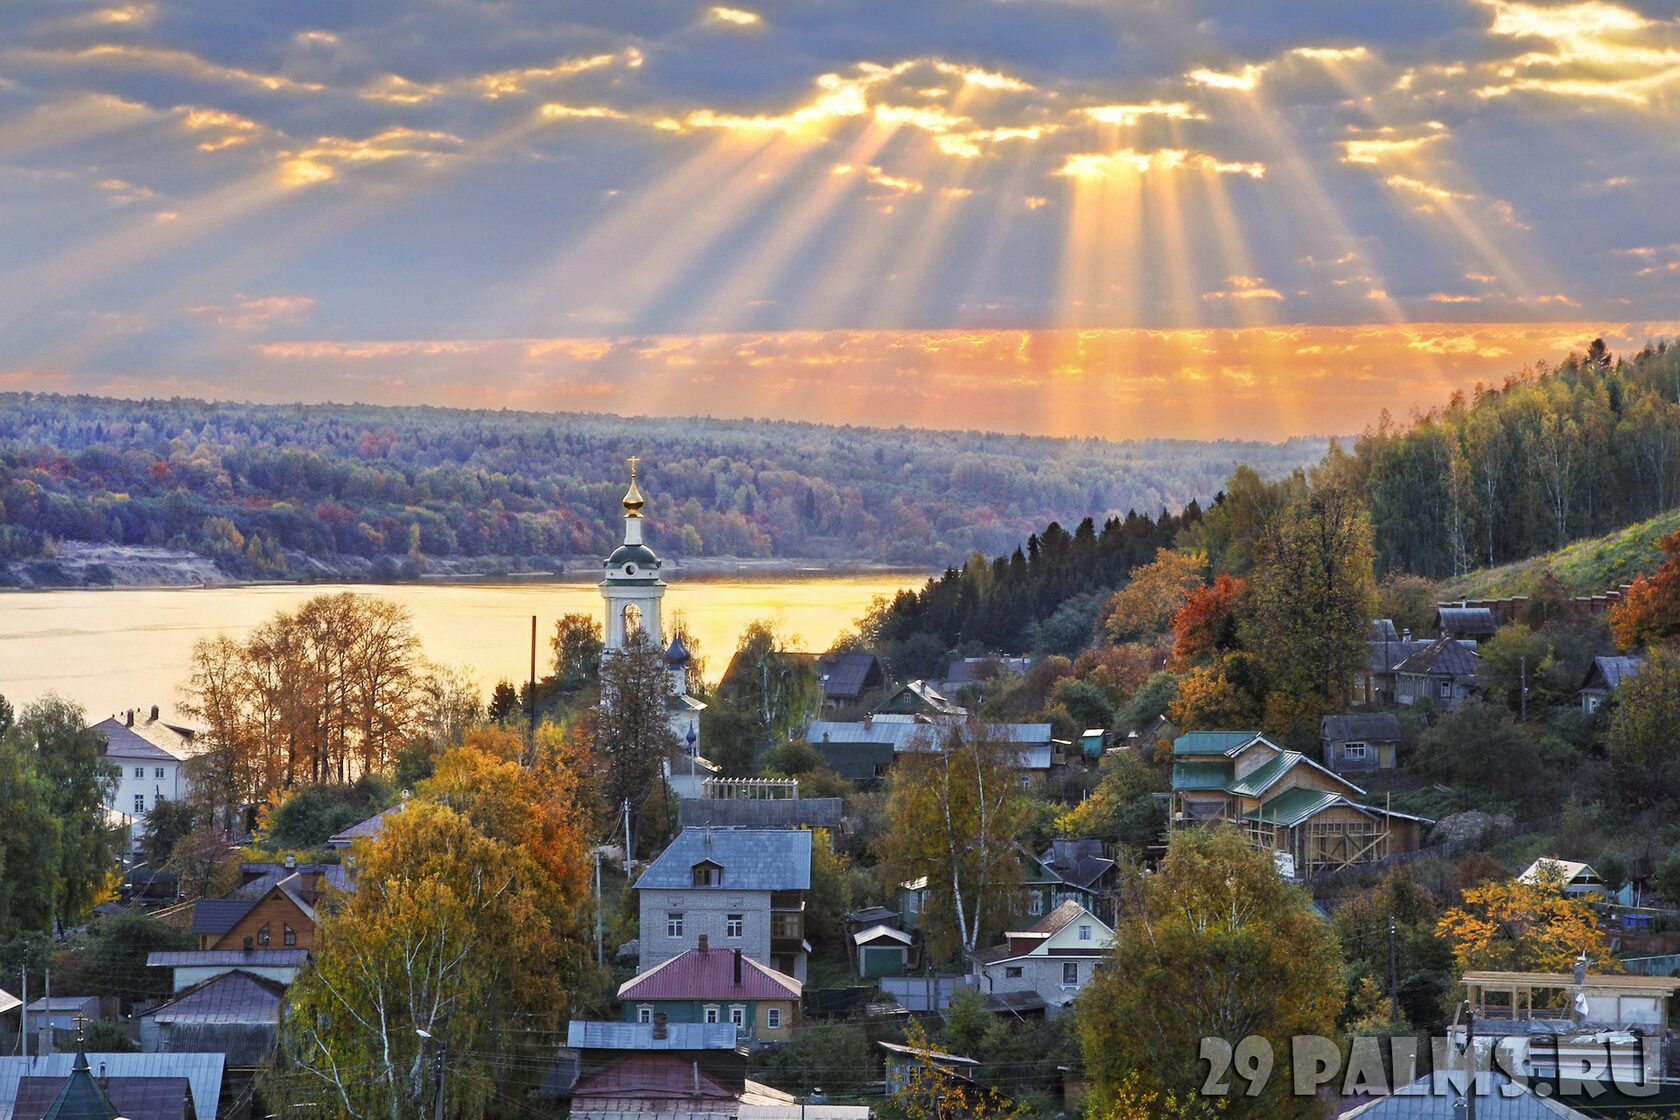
<box><xmin>0</xmin><ymin>574</ymin><xmax>926</xmax><ymax>723</ymax></box>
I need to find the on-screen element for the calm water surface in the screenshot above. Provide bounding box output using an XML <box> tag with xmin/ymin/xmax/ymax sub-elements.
<box><xmin>0</xmin><ymin>575</ymin><xmax>925</xmax><ymax>722</ymax></box>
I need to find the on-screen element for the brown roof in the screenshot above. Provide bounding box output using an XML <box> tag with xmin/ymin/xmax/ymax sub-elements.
<box><xmin>1024</xmin><ymin>899</ymin><xmax>1087</xmax><ymax>937</ymax></box>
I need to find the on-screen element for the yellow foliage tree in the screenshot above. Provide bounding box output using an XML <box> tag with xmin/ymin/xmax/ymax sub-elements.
<box><xmin>1436</xmin><ymin>870</ymin><xmax>1618</xmax><ymax>974</ymax></box>
<box><xmin>1101</xmin><ymin>549</ymin><xmax>1207</xmax><ymax>643</ymax></box>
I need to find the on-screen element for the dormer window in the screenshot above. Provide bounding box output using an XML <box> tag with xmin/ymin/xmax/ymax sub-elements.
<box><xmin>1078</xmin><ymin>925</ymin><xmax>1092</xmax><ymax>941</ymax></box>
<box><xmin>692</xmin><ymin>860</ymin><xmax>722</xmax><ymax>887</ymax></box>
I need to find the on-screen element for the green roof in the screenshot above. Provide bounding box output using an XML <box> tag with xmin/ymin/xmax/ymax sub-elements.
<box><xmin>1228</xmin><ymin>751</ymin><xmax>1304</xmax><ymax>797</ymax></box>
<box><xmin>1171</xmin><ymin>759</ymin><xmax>1232</xmax><ymax>790</ymax></box>
<box><xmin>1172</xmin><ymin>731</ymin><xmax>1261</xmax><ymax>757</ymax></box>
<box><xmin>1241</xmin><ymin>787</ymin><xmax>1352</xmax><ymax>828</ymax></box>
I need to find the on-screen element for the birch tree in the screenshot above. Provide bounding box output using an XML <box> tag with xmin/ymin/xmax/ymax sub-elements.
<box><xmin>876</xmin><ymin>719</ymin><xmax>1028</xmax><ymax>962</ymax></box>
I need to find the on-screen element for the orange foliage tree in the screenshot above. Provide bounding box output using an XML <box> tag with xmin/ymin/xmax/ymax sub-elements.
<box><xmin>1611</xmin><ymin>528</ymin><xmax>1680</xmax><ymax>649</ymax></box>
<box><xmin>1170</xmin><ymin>575</ymin><xmax>1246</xmax><ymax>669</ymax></box>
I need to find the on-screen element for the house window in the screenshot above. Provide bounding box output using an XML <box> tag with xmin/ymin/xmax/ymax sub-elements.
<box><xmin>1028</xmin><ymin>893</ymin><xmax>1043</xmax><ymax>916</ymax></box>
<box><xmin>1344</xmin><ymin>744</ymin><xmax>1369</xmax><ymax>759</ymax></box>
<box><xmin>1078</xmin><ymin>925</ymin><xmax>1092</xmax><ymax>941</ymax></box>
<box><xmin>155</xmin><ymin>767</ymin><xmax>165</xmax><ymax>779</ymax></box>
<box><xmin>638</xmin><ymin>1006</ymin><xmax>653</xmax><ymax>1024</ymax></box>
<box><xmin>283</xmin><ymin>924</ymin><xmax>296</xmax><ymax>947</ymax></box>
<box><xmin>1019</xmin><ymin>775</ymin><xmax>1031</xmax><ymax>790</ymax></box>
<box><xmin>257</xmin><ymin>923</ymin><xmax>271</xmax><ymax>946</ymax></box>
<box><xmin>729</xmin><ymin>1006</ymin><xmax>746</xmax><ymax>1028</ymax></box>
<box><xmin>1438</xmin><ymin>679</ymin><xmax>1452</xmax><ymax>697</ymax></box>
<box><xmin>1004</xmin><ymin>966</ymin><xmax>1023</xmax><ymax>979</ymax></box>
<box><xmin>692</xmin><ymin>862</ymin><xmax>721</xmax><ymax>887</ymax></box>
<box><xmin>134</xmin><ymin>766</ymin><xmax>145</xmax><ymax>779</ymax></box>
<box><xmin>134</xmin><ymin>794</ymin><xmax>145</xmax><ymax>814</ymax></box>
<box><xmin>667</xmin><ymin>913</ymin><xmax>684</xmax><ymax>938</ymax></box>
<box><xmin>726</xmin><ymin>914</ymin><xmax>744</xmax><ymax>939</ymax></box>
<box><xmin>1062</xmin><ymin>962</ymin><xmax>1078</xmax><ymax>987</ymax></box>
<box><xmin>704</xmin><ymin>1006</ymin><xmax>720</xmax><ymax>1024</ymax></box>
<box><xmin>766</xmin><ymin>1008</ymin><xmax>782</xmax><ymax>1030</ymax></box>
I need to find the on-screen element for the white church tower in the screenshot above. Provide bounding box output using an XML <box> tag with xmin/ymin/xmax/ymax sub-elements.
<box><xmin>601</xmin><ymin>457</ymin><xmax>707</xmax><ymax>763</ymax></box>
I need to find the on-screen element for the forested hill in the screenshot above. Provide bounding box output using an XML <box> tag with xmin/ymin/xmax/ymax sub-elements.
<box><xmin>1357</xmin><ymin>339</ymin><xmax>1680</xmax><ymax>579</ymax></box>
<box><xmin>0</xmin><ymin>394</ymin><xmax>1326</xmax><ymax>579</ymax></box>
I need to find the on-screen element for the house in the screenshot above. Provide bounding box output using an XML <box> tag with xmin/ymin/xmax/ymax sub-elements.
<box><xmin>875</xmin><ymin>680</ymin><xmax>967</xmax><ymax>718</ymax></box>
<box><xmin>967</xmin><ymin>901</ymin><xmax>1114</xmax><ymax>1017</ymax></box>
<box><xmin>1435</xmin><ymin>605</ymin><xmax>1499</xmax><ymax>641</ymax></box>
<box><xmin>1320</xmin><ymin>713</ymin><xmax>1403</xmax><ymax>774</ymax></box>
<box><xmin>10</xmin><ymin>1045</ymin><xmax>196</xmax><ymax>1120</ymax></box>
<box><xmin>0</xmin><ymin>1052</ymin><xmax>223</xmax><ymax>1120</ymax></box>
<box><xmin>1169</xmin><ymin>731</ymin><xmax>1432</xmax><ymax>878</ymax></box>
<box><xmin>1018</xmin><ymin>849</ymin><xmax>1099</xmax><ymax>921</ymax></box>
<box><xmin>1393</xmin><ymin>637</ymin><xmax>1479</xmax><ymax>710</ymax></box>
<box><xmin>1128</xmin><ymin>714</ymin><xmax>1178</xmax><ymax>761</ymax></box>
<box><xmin>879</xmin><ymin>1041</ymin><xmax>978</xmax><ymax>1093</ymax></box>
<box><xmin>190</xmin><ymin>875</ymin><xmax>315</xmax><ymax>951</ymax></box>
<box><xmin>1578</xmin><ymin>655</ymin><xmax>1645</xmax><ymax>715</ymax></box>
<box><xmin>814</xmin><ymin>652</ymin><xmax>886</xmax><ymax>709</ymax></box>
<box><xmin>617</xmin><ymin>941</ymin><xmax>800</xmax><ymax>1046</ymax></box>
<box><xmin>1354</xmin><ymin>638</ymin><xmax>1430</xmax><ymax>707</ymax></box>
<box><xmin>1455</xmin><ymin>968</ymin><xmax>1680</xmax><ymax>1082</ymax></box>
<box><xmin>137</xmin><ymin>971</ymin><xmax>284</xmax><ymax>1066</ymax></box>
<box><xmin>633</xmin><ymin>828</ymin><xmax>813</xmax><ymax>981</ymax></box>
<box><xmin>937</xmin><ymin>657</ymin><xmax>1030</xmax><ymax>694</ymax></box>
<box><xmin>325</xmin><ymin>803</ymin><xmax>403</xmax><ymax>849</ymax></box>
<box><xmin>1368</xmin><ymin>619</ymin><xmax>1400</xmax><ymax>642</ymax></box>
<box><xmin>22</xmin><ymin>998</ymin><xmax>102</xmax><ymax>1036</ymax></box>
<box><xmin>232</xmin><ymin>861</ymin><xmax>349</xmax><ymax>904</ymax></box>
<box><xmin>1336</xmin><ymin>1072</ymin><xmax>1593</xmax><ymax>1118</ymax></box>
<box><xmin>146</xmin><ymin>949</ymin><xmax>308</xmax><ymax>993</ymax></box>
<box><xmin>1517</xmin><ymin>858</ymin><xmax>1607</xmax><ymax>899</ymax></box>
<box><xmin>1036</xmin><ymin>840</ymin><xmax>1117</xmax><ymax>918</ymax></box>
<box><xmin>806</xmin><ymin>716</ymin><xmax>938</xmax><ymax>781</ymax></box>
<box><xmin>90</xmin><ymin>707</ymin><xmax>194</xmax><ymax>854</ymax></box>
<box><xmin>852</xmin><ymin>925</ymin><xmax>914</xmax><ymax>979</ymax></box>
<box><xmin>898</xmin><ymin>877</ymin><xmax>930</xmax><ymax>929</ymax></box>
<box><xmin>562</xmin><ymin>1020</ymin><xmax>795</xmax><ymax>1120</ymax></box>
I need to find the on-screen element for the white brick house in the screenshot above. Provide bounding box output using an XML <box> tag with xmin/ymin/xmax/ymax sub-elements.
<box><xmin>91</xmin><ymin>706</ymin><xmax>194</xmax><ymax>852</ymax></box>
<box><xmin>967</xmin><ymin>900</ymin><xmax>1114</xmax><ymax>1017</ymax></box>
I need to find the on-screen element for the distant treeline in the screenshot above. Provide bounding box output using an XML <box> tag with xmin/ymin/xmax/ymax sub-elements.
<box><xmin>1358</xmin><ymin>339</ymin><xmax>1680</xmax><ymax>579</ymax></box>
<box><xmin>0</xmin><ymin>395</ymin><xmax>1325</xmax><ymax>574</ymax></box>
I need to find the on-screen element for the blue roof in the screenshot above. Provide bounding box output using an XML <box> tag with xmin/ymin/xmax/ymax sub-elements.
<box><xmin>633</xmin><ymin>828</ymin><xmax>812</xmax><ymax>892</ymax></box>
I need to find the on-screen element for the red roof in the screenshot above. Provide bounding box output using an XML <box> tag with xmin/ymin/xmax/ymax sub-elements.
<box><xmin>572</xmin><ymin>1054</ymin><xmax>736</xmax><ymax>1102</ymax></box>
<box><xmin>618</xmin><ymin>947</ymin><xmax>801</xmax><ymax>1001</ymax></box>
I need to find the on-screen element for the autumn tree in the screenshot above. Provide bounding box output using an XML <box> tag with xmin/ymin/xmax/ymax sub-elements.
<box><xmin>1101</xmin><ymin>549</ymin><xmax>1206</xmax><ymax>642</ymax></box>
<box><xmin>596</xmin><ymin>627</ymin><xmax>679</xmax><ymax>854</ymax></box>
<box><xmin>1330</xmin><ymin>868</ymin><xmax>1455</xmax><ymax>1028</ymax></box>
<box><xmin>1080</xmin><ymin>828</ymin><xmax>1342</xmax><ymax>1119</ymax></box>
<box><xmin>876</xmin><ymin>721</ymin><xmax>1030</xmax><ymax>962</ymax></box>
<box><xmin>274</xmin><ymin>794</ymin><xmax>593</xmax><ymax>1120</ymax></box>
<box><xmin>1171</xmin><ymin>574</ymin><xmax>1246</xmax><ymax>669</ymax></box>
<box><xmin>551</xmin><ymin>612</ymin><xmax>605</xmax><ymax>689</ymax></box>
<box><xmin>1437</xmin><ymin>868</ymin><xmax>1616</xmax><ymax>974</ymax></box>
<box><xmin>1475</xmin><ymin>623</ymin><xmax>1554</xmax><ymax>716</ymax></box>
<box><xmin>1243</xmin><ymin>482</ymin><xmax>1377</xmax><ymax>728</ymax></box>
<box><xmin>1055</xmin><ymin>749</ymin><xmax>1167</xmax><ymax>852</ymax></box>
<box><xmin>1611</xmin><ymin>527</ymin><xmax>1680</xmax><ymax>649</ymax></box>
<box><xmin>1168</xmin><ymin>654</ymin><xmax>1264</xmax><ymax>731</ymax></box>
<box><xmin>1605</xmin><ymin>646</ymin><xmax>1680</xmax><ymax>810</ymax></box>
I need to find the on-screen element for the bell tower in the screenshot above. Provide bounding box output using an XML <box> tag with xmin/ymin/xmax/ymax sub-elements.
<box><xmin>601</xmin><ymin>456</ymin><xmax>666</xmax><ymax>652</ymax></box>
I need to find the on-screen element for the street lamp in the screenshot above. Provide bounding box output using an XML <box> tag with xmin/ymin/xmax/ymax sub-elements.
<box><xmin>415</xmin><ymin>1029</ymin><xmax>446</xmax><ymax>1120</ymax></box>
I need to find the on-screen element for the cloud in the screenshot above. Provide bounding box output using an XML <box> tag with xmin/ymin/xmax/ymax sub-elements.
<box><xmin>1203</xmin><ymin>275</ymin><xmax>1284</xmax><ymax>301</ymax></box>
<box><xmin>707</xmin><ymin>7</ymin><xmax>763</xmax><ymax>27</ymax></box>
<box><xmin>189</xmin><ymin>293</ymin><xmax>317</xmax><ymax>330</ymax></box>
<box><xmin>279</xmin><ymin>128</ymin><xmax>463</xmax><ymax>186</ymax></box>
<box><xmin>1056</xmin><ymin>148</ymin><xmax>1264</xmax><ymax>178</ymax></box>
<box><xmin>1187</xmin><ymin>64</ymin><xmax>1266</xmax><ymax>91</ymax></box>
<box><xmin>1082</xmin><ymin>101</ymin><xmax>1205</xmax><ymax>125</ymax></box>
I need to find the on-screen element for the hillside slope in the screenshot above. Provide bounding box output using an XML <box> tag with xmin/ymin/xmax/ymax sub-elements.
<box><xmin>1436</xmin><ymin>507</ymin><xmax>1680</xmax><ymax>600</ymax></box>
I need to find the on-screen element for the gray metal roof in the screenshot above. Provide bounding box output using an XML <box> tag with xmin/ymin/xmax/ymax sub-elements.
<box><xmin>0</xmin><ymin>1054</ymin><xmax>224</xmax><ymax>1120</ymax></box>
<box><xmin>141</xmin><ymin>970</ymin><xmax>285</xmax><ymax>1026</ymax></box>
<box><xmin>15</xmin><ymin>1074</ymin><xmax>192</xmax><ymax>1120</ymax></box>
<box><xmin>1583</xmin><ymin>654</ymin><xmax>1646</xmax><ymax>692</ymax></box>
<box><xmin>566</xmin><ymin>1021</ymin><xmax>739</xmax><ymax>1050</ymax></box>
<box><xmin>326</xmin><ymin>803</ymin><xmax>403</xmax><ymax>848</ymax></box>
<box><xmin>1321</xmin><ymin>712</ymin><xmax>1403</xmax><ymax>742</ymax></box>
<box><xmin>677</xmin><ymin>798</ymin><xmax>843</xmax><ymax>831</ymax></box>
<box><xmin>88</xmin><ymin>718</ymin><xmax>189</xmax><ymax>763</ymax></box>
<box><xmin>1366</xmin><ymin>640</ymin><xmax>1433</xmax><ymax>673</ymax></box>
<box><xmin>814</xmin><ymin>653</ymin><xmax>881</xmax><ymax>700</ymax></box>
<box><xmin>22</xmin><ymin>997</ymin><xmax>98</xmax><ymax>1012</ymax></box>
<box><xmin>1395</xmin><ymin>636</ymin><xmax>1479</xmax><ymax>677</ymax></box>
<box><xmin>1369</xmin><ymin>619</ymin><xmax>1400</xmax><ymax>642</ymax></box>
<box><xmin>806</xmin><ymin>720</ymin><xmax>939</xmax><ymax>750</ymax></box>
<box><xmin>634</xmin><ymin>829</ymin><xmax>812</xmax><ymax>892</ymax></box>
<box><xmin>1339</xmin><ymin>1073</ymin><xmax>1589</xmax><ymax>1117</ymax></box>
<box><xmin>147</xmin><ymin>949</ymin><xmax>308</xmax><ymax>968</ymax></box>
<box><xmin>1435</xmin><ymin>606</ymin><xmax>1498</xmax><ymax>637</ymax></box>
<box><xmin>189</xmin><ymin>898</ymin><xmax>256</xmax><ymax>936</ymax></box>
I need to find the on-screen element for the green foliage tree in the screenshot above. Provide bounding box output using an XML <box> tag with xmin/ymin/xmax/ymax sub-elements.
<box><xmin>0</xmin><ymin>732</ymin><xmax>64</xmax><ymax>937</ymax></box>
<box><xmin>1080</xmin><ymin>828</ymin><xmax>1343</xmax><ymax>1119</ymax></box>
<box><xmin>1606</xmin><ymin>646</ymin><xmax>1680</xmax><ymax>811</ymax></box>
<box><xmin>720</xmin><ymin>620</ymin><xmax>822</xmax><ymax>746</ymax></box>
<box><xmin>1330</xmin><ymin>868</ymin><xmax>1455</xmax><ymax>1028</ymax></box>
<box><xmin>1056</xmin><ymin>751</ymin><xmax>1167</xmax><ymax>852</ymax></box>
<box><xmin>79</xmin><ymin>910</ymin><xmax>195</xmax><ymax>1005</ymax></box>
<box><xmin>1476</xmin><ymin>623</ymin><xmax>1555</xmax><ymax>716</ymax></box>
<box><xmin>1415</xmin><ymin>700</ymin><xmax>1574</xmax><ymax>810</ymax></box>
<box><xmin>139</xmin><ymin>797</ymin><xmax>201</xmax><ymax>868</ymax></box>
<box><xmin>595</xmin><ymin>627</ymin><xmax>679</xmax><ymax>855</ymax></box>
<box><xmin>1243</xmin><ymin>482</ymin><xmax>1377</xmax><ymax>726</ymax></box>
<box><xmin>550</xmin><ymin>613</ymin><xmax>605</xmax><ymax>689</ymax></box>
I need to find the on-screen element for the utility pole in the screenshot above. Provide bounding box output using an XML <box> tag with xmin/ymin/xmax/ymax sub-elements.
<box><xmin>417</xmin><ymin>1028</ymin><xmax>446</xmax><ymax>1120</ymax></box>
<box><xmin>623</xmin><ymin>798</ymin><xmax>633</xmax><ymax>877</ymax></box>
<box><xmin>1519</xmin><ymin>655</ymin><xmax>1527</xmax><ymax>722</ymax></box>
<box><xmin>1388</xmin><ymin>916</ymin><xmax>1399</xmax><ymax>1024</ymax></box>
<box><xmin>528</xmin><ymin>615</ymin><xmax>538</xmax><ymax>765</ymax></box>
<box><xmin>594</xmin><ymin>850</ymin><xmax>605</xmax><ymax>967</ymax></box>
<box><xmin>18</xmin><ymin>963</ymin><xmax>25</xmax><ymax>1058</ymax></box>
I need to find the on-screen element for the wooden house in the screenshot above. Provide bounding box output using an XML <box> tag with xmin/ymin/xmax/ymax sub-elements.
<box><xmin>191</xmin><ymin>875</ymin><xmax>315</xmax><ymax>952</ymax></box>
<box><xmin>1578</xmin><ymin>655</ymin><xmax>1645</xmax><ymax>715</ymax></box>
<box><xmin>879</xmin><ymin>1042</ymin><xmax>978</xmax><ymax>1094</ymax></box>
<box><xmin>617</xmin><ymin>942</ymin><xmax>800</xmax><ymax>1046</ymax></box>
<box><xmin>1393</xmin><ymin>637</ymin><xmax>1479</xmax><ymax>710</ymax></box>
<box><xmin>1320</xmin><ymin>712</ymin><xmax>1402</xmax><ymax>774</ymax></box>
<box><xmin>1169</xmin><ymin>731</ymin><xmax>1431</xmax><ymax>878</ymax></box>
<box><xmin>874</xmin><ymin>680</ymin><xmax>967</xmax><ymax>718</ymax></box>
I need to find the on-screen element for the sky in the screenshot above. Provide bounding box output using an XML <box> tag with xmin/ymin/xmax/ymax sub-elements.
<box><xmin>2</xmin><ymin>0</ymin><xmax>1679</xmax><ymax>441</ymax></box>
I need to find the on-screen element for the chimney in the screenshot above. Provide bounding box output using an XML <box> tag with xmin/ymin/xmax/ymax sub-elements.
<box><xmin>150</xmin><ymin>704</ymin><xmax>159</xmax><ymax>722</ymax></box>
<box><xmin>732</xmin><ymin>948</ymin><xmax>743</xmax><ymax>986</ymax></box>
<box><xmin>698</xmin><ymin>934</ymin><xmax>709</xmax><ymax>954</ymax></box>
<box><xmin>125</xmin><ymin>710</ymin><xmax>134</xmax><ymax>728</ymax></box>
<box><xmin>652</xmin><ymin>1012</ymin><xmax>668</xmax><ymax>1040</ymax></box>
<box><xmin>863</xmin><ymin>714</ymin><xmax>873</xmax><ymax>730</ymax></box>
<box><xmin>242</xmin><ymin>936</ymin><xmax>254</xmax><ymax>952</ymax></box>
<box><xmin>1401</xmin><ymin>629</ymin><xmax>1412</xmax><ymax>642</ymax></box>
<box><xmin>284</xmin><ymin>854</ymin><xmax>297</xmax><ymax>870</ymax></box>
